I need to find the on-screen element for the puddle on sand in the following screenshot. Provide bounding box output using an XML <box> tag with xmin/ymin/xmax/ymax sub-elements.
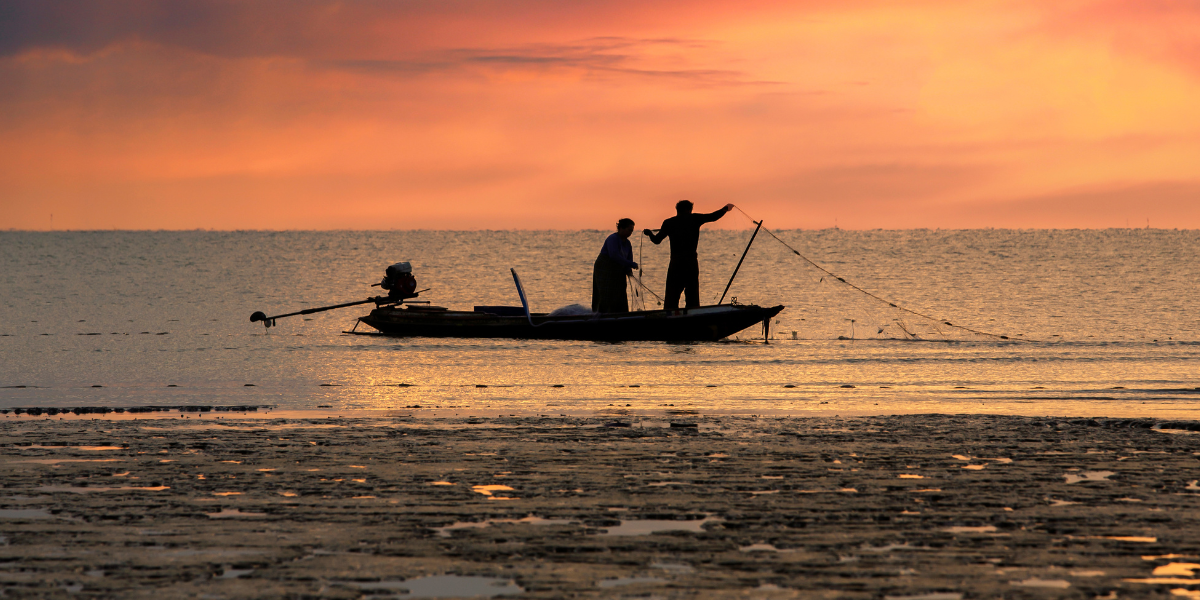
<box><xmin>602</xmin><ymin>516</ymin><xmax>721</xmax><ymax>536</ymax></box>
<box><xmin>37</xmin><ymin>485</ymin><xmax>169</xmax><ymax>493</ymax></box>
<box><xmin>884</xmin><ymin>594</ymin><xmax>963</xmax><ymax>600</ymax></box>
<box><xmin>155</xmin><ymin>548</ymin><xmax>265</xmax><ymax>559</ymax></box>
<box><xmin>598</xmin><ymin>576</ymin><xmax>666</xmax><ymax>588</ymax></box>
<box><xmin>861</xmin><ymin>542</ymin><xmax>930</xmax><ymax>553</ymax></box>
<box><xmin>1153</xmin><ymin>563</ymin><xmax>1200</xmax><ymax>576</ymax></box>
<box><xmin>1064</xmin><ymin>471</ymin><xmax>1115</xmax><ymax>484</ymax></box>
<box><xmin>12</xmin><ymin>459</ymin><xmax>123</xmax><ymax>465</ymax></box>
<box><xmin>651</xmin><ymin>562</ymin><xmax>694</xmax><ymax>574</ymax></box>
<box><xmin>20</xmin><ymin>445</ymin><xmax>123</xmax><ymax>451</ymax></box>
<box><xmin>1065</xmin><ymin>534</ymin><xmax>1158</xmax><ymax>543</ymax></box>
<box><xmin>0</xmin><ymin>509</ymin><xmax>54</xmax><ymax>519</ymax></box>
<box><xmin>434</xmin><ymin>515</ymin><xmax>574</xmax><ymax>537</ymax></box>
<box><xmin>1011</xmin><ymin>578</ymin><xmax>1070</xmax><ymax>589</ymax></box>
<box><xmin>739</xmin><ymin>543</ymin><xmax>793</xmax><ymax>553</ymax></box>
<box><xmin>471</xmin><ymin>485</ymin><xmax>516</xmax><ymax>499</ymax></box>
<box><xmin>1125</xmin><ymin>577</ymin><xmax>1200</xmax><ymax>585</ymax></box>
<box><xmin>340</xmin><ymin>575</ymin><xmax>523</xmax><ymax>598</ymax></box>
<box><xmin>207</xmin><ymin>508</ymin><xmax>267</xmax><ymax>519</ymax></box>
<box><xmin>943</xmin><ymin>526</ymin><xmax>998</xmax><ymax>534</ymax></box>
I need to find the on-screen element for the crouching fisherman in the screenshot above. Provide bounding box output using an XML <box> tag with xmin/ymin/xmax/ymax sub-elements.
<box><xmin>592</xmin><ymin>218</ymin><xmax>639</xmax><ymax>313</ymax></box>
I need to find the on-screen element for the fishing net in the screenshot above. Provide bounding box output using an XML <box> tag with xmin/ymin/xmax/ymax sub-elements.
<box><xmin>725</xmin><ymin>207</ymin><xmax>1018</xmax><ymax>342</ymax></box>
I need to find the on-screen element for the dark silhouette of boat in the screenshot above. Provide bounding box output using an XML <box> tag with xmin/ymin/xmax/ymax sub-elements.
<box><xmin>354</xmin><ymin>302</ymin><xmax>783</xmax><ymax>341</ymax></box>
<box><xmin>253</xmin><ymin>260</ymin><xmax>782</xmax><ymax>342</ymax></box>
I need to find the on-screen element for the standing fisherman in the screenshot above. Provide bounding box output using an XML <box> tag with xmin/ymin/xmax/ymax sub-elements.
<box><xmin>644</xmin><ymin>200</ymin><xmax>734</xmax><ymax>310</ymax></box>
<box><xmin>592</xmin><ymin>218</ymin><xmax>639</xmax><ymax>313</ymax></box>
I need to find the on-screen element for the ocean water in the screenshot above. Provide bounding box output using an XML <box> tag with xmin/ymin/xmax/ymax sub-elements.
<box><xmin>1</xmin><ymin>229</ymin><xmax>1197</xmax><ymax>418</ymax></box>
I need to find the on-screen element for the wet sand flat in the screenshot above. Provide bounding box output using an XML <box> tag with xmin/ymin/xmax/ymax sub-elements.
<box><xmin>2</xmin><ymin>414</ymin><xmax>1199</xmax><ymax>598</ymax></box>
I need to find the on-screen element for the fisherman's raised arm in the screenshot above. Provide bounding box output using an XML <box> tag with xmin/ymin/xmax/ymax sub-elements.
<box><xmin>697</xmin><ymin>203</ymin><xmax>735</xmax><ymax>224</ymax></box>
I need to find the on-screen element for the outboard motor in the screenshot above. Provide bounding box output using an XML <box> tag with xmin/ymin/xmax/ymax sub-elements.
<box><xmin>380</xmin><ymin>262</ymin><xmax>418</xmax><ymax>300</ymax></box>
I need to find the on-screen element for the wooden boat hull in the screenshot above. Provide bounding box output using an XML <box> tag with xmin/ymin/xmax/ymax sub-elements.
<box><xmin>357</xmin><ymin>304</ymin><xmax>784</xmax><ymax>341</ymax></box>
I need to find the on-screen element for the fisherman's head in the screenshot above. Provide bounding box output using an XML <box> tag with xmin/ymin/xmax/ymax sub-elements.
<box><xmin>675</xmin><ymin>200</ymin><xmax>693</xmax><ymax>215</ymax></box>
<box><xmin>617</xmin><ymin>218</ymin><xmax>635</xmax><ymax>238</ymax></box>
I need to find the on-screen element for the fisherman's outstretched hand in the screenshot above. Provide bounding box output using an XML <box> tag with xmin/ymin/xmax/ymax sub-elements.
<box><xmin>724</xmin><ymin>203</ymin><xmax>735</xmax><ymax>211</ymax></box>
<box><xmin>642</xmin><ymin>228</ymin><xmax>653</xmax><ymax>237</ymax></box>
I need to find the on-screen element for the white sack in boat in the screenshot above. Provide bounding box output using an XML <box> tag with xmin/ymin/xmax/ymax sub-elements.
<box><xmin>548</xmin><ymin>304</ymin><xmax>594</xmax><ymax>317</ymax></box>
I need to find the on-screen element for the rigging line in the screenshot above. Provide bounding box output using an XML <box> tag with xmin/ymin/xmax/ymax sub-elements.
<box><xmin>731</xmin><ymin>206</ymin><xmax>1019</xmax><ymax>341</ymax></box>
<box><xmin>631</xmin><ymin>273</ymin><xmax>665</xmax><ymax>304</ymax></box>
<box><xmin>637</xmin><ymin>234</ymin><xmax>646</xmax><ymax>311</ymax></box>
<box><xmin>631</xmin><ymin>233</ymin><xmax>664</xmax><ymax>305</ymax></box>
<box><xmin>627</xmin><ymin>276</ymin><xmax>650</xmax><ymax>311</ymax></box>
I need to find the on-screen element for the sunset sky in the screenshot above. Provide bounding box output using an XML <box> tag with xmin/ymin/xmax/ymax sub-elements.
<box><xmin>2</xmin><ymin>0</ymin><xmax>1199</xmax><ymax>230</ymax></box>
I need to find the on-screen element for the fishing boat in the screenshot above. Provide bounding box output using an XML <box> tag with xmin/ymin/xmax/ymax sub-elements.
<box><xmin>353</xmin><ymin>270</ymin><xmax>782</xmax><ymax>341</ymax></box>
<box><xmin>252</xmin><ymin>267</ymin><xmax>782</xmax><ymax>342</ymax></box>
<box><xmin>355</xmin><ymin>303</ymin><xmax>781</xmax><ymax>341</ymax></box>
<box><xmin>250</xmin><ymin>220</ymin><xmax>783</xmax><ymax>342</ymax></box>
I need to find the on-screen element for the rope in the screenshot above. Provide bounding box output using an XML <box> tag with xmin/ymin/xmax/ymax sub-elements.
<box><xmin>638</xmin><ymin>233</ymin><xmax>646</xmax><ymax>310</ymax></box>
<box><xmin>629</xmin><ymin>273</ymin><xmax>664</xmax><ymax>305</ymax></box>
<box><xmin>731</xmin><ymin>206</ymin><xmax>1017</xmax><ymax>341</ymax></box>
<box><xmin>628</xmin><ymin>233</ymin><xmax>663</xmax><ymax>308</ymax></box>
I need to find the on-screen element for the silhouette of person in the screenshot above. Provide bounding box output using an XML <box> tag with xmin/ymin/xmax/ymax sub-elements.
<box><xmin>644</xmin><ymin>201</ymin><xmax>734</xmax><ymax>310</ymax></box>
<box><xmin>592</xmin><ymin>218</ymin><xmax>639</xmax><ymax>313</ymax></box>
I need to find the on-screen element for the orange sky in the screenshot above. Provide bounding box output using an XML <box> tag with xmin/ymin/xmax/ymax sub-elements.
<box><xmin>2</xmin><ymin>0</ymin><xmax>1199</xmax><ymax>230</ymax></box>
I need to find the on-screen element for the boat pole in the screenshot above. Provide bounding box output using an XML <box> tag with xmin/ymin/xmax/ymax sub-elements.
<box><xmin>718</xmin><ymin>219</ymin><xmax>762</xmax><ymax>305</ymax></box>
<box><xmin>250</xmin><ymin>297</ymin><xmax>381</xmax><ymax>328</ymax></box>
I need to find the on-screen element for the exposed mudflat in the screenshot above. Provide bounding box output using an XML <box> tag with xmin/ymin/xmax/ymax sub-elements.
<box><xmin>2</xmin><ymin>414</ymin><xmax>1199</xmax><ymax>598</ymax></box>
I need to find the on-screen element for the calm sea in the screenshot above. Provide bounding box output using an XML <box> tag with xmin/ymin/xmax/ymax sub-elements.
<box><xmin>2</xmin><ymin>229</ymin><xmax>1197</xmax><ymax>418</ymax></box>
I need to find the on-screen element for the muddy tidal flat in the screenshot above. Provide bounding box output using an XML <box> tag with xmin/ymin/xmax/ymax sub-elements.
<box><xmin>3</xmin><ymin>414</ymin><xmax>1200</xmax><ymax>599</ymax></box>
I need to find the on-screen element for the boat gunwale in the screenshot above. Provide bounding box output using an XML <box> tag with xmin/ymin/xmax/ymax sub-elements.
<box><xmin>370</xmin><ymin>303</ymin><xmax>778</xmax><ymax>323</ymax></box>
<box><xmin>355</xmin><ymin>303</ymin><xmax>784</xmax><ymax>341</ymax></box>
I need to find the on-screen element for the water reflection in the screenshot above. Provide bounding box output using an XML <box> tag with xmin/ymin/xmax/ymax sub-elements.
<box><xmin>601</xmin><ymin>516</ymin><xmax>720</xmax><ymax>536</ymax></box>
<box><xmin>338</xmin><ymin>575</ymin><xmax>523</xmax><ymax>598</ymax></box>
<box><xmin>433</xmin><ymin>515</ymin><xmax>574</xmax><ymax>538</ymax></box>
<box><xmin>598</xmin><ymin>576</ymin><xmax>666</xmax><ymax>588</ymax></box>
<box><xmin>0</xmin><ymin>509</ymin><xmax>54</xmax><ymax>519</ymax></box>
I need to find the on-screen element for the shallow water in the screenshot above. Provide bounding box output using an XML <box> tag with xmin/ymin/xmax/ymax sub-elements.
<box><xmin>2</xmin><ymin>229</ymin><xmax>1197</xmax><ymax>417</ymax></box>
<box><xmin>601</xmin><ymin>517</ymin><xmax>719</xmax><ymax>536</ymax></box>
<box><xmin>338</xmin><ymin>575</ymin><xmax>523</xmax><ymax>598</ymax></box>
